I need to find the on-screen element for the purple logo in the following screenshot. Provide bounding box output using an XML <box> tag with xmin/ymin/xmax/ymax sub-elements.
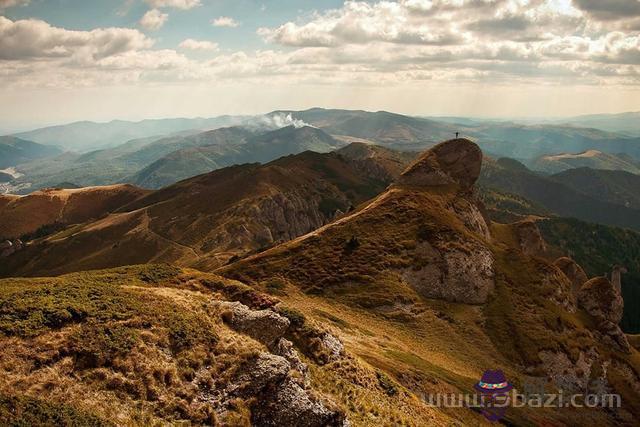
<box><xmin>474</xmin><ymin>370</ymin><xmax>513</xmax><ymax>422</ymax></box>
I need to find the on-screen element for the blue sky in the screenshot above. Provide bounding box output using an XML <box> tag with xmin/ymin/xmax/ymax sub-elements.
<box><xmin>0</xmin><ymin>0</ymin><xmax>639</xmax><ymax>129</ymax></box>
<box><xmin>3</xmin><ymin>0</ymin><xmax>344</xmax><ymax>50</ymax></box>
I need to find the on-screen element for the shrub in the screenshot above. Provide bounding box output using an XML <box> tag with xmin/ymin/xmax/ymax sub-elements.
<box><xmin>69</xmin><ymin>321</ymin><xmax>139</xmax><ymax>369</ymax></box>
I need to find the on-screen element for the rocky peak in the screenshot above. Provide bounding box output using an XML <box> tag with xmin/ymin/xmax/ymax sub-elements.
<box><xmin>397</xmin><ymin>138</ymin><xmax>482</xmax><ymax>190</ymax></box>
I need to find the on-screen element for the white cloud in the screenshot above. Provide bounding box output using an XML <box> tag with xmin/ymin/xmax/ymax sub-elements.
<box><xmin>179</xmin><ymin>38</ymin><xmax>219</xmax><ymax>51</ymax></box>
<box><xmin>0</xmin><ymin>16</ymin><xmax>153</xmax><ymax>60</ymax></box>
<box><xmin>144</xmin><ymin>0</ymin><xmax>200</xmax><ymax>9</ymax></box>
<box><xmin>0</xmin><ymin>0</ymin><xmax>29</xmax><ymax>9</ymax></box>
<box><xmin>140</xmin><ymin>9</ymin><xmax>168</xmax><ymax>31</ymax></box>
<box><xmin>212</xmin><ymin>16</ymin><xmax>240</xmax><ymax>28</ymax></box>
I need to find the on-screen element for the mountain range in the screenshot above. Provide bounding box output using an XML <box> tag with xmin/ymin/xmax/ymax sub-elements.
<box><xmin>2</xmin><ymin>137</ymin><xmax>640</xmax><ymax>425</ymax></box>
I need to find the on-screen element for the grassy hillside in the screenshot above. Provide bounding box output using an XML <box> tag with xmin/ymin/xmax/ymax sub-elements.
<box><xmin>0</xmin><ymin>184</ymin><xmax>148</xmax><ymax>240</ymax></box>
<box><xmin>0</xmin><ymin>150</ymin><xmax>396</xmax><ymax>277</ymax></box>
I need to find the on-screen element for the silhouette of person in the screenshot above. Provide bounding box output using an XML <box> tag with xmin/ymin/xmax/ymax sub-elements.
<box><xmin>455</xmin><ymin>132</ymin><xmax>459</xmax><ymax>138</ymax></box>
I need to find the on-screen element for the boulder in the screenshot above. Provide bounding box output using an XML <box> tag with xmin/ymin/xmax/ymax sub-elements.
<box><xmin>252</xmin><ymin>377</ymin><xmax>347</xmax><ymax>427</ymax></box>
<box><xmin>229</xmin><ymin>353</ymin><xmax>347</xmax><ymax>427</ymax></box>
<box><xmin>514</xmin><ymin>220</ymin><xmax>546</xmax><ymax>256</ymax></box>
<box><xmin>397</xmin><ymin>138</ymin><xmax>482</xmax><ymax>190</ymax></box>
<box><xmin>220</xmin><ymin>301</ymin><xmax>290</xmax><ymax>346</ymax></box>
<box><xmin>578</xmin><ymin>277</ymin><xmax>624</xmax><ymax>324</ymax></box>
<box><xmin>554</xmin><ymin>257</ymin><xmax>588</xmax><ymax>299</ymax></box>
<box><xmin>577</xmin><ymin>276</ymin><xmax>629</xmax><ymax>352</ymax></box>
<box><xmin>272</xmin><ymin>338</ymin><xmax>308</xmax><ymax>380</ymax></box>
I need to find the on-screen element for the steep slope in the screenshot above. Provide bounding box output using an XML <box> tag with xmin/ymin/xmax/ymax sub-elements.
<box><xmin>551</xmin><ymin>168</ymin><xmax>640</xmax><ymax>209</ymax></box>
<box><xmin>336</xmin><ymin>142</ymin><xmax>416</xmax><ymax>181</ymax></box>
<box><xmin>0</xmin><ymin>149</ymin><xmax>395</xmax><ymax>277</ymax></box>
<box><xmin>130</xmin><ymin>126</ymin><xmax>343</xmax><ymax>189</ymax></box>
<box><xmin>0</xmin><ymin>184</ymin><xmax>149</xmax><ymax>240</ymax></box>
<box><xmin>479</xmin><ymin>157</ymin><xmax>640</xmax><ymax>230</ymax></box>
<box><xmin>219</xmin><ymin>139</ymin><xmax>640</xmax><ymax>426</ymax></box>
<box><xmin>532</xmin><ymin>150</ymin><xmax>640</xmax><ymax>174</ymax></box>
<box><xmin>0</xmin><ymin>136</ymin><xmax>61</xmax><ymax>169</ymax></box>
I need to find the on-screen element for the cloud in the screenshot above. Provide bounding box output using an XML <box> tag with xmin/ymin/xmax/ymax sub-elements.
<box><xmin>144</xmin><ymin>0</ymin><xmax>200</xmax><ymax>9</ymax></box>
<box><xmin>212</xmin><ymin>16</ymin><xmax>240</xmax><ymax>28</ymax></box>
<box><xmin>0</xmin><ymin>0</ymin><xmax>29</xmax><ymax>9</ymax></box>
<box><xmin>140</xmin><ymin>9</ymin><xmax>168</xmax><ymax>31</ymax></box>
<box><xmin>574</xmin><ymin>0</ymin><xmax>640</xmax><ymax>21</ymax></box>
<box><xmin>249</xmin><ymin>113</ymin><xmax>312</xmax><ymax>130</ymax></box>
<box><xmin>0</xmin><ymin>16</ymin><xmax>153</xmax><ymax>60</ymax></box>
<box><xmin>179</xmin><ymin>38</ymin><xmax>218</xmax><ymax>51</ymax></box>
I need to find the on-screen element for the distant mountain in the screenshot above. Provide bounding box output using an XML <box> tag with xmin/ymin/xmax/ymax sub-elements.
<box><xmin>0</xmin><ymin>148</ymin><xmax>397</xmax><ymax>276</ymax></box>
<box><xmin>0</xmin><ymin>136</ymin><xmax>61</xmax><ymax>168</ymax></box>
<box><xmin>280</xmin><ymin>108</ymin><xmax>461</xmax><ymax>150</ymax></box>
<box><xmin>558</xmin><ymin>112</ymin><xmax>640</xmax><ymax>136</ymax></box>
<box><xmin>531</xmin><ymin>150</ymin><xmax>640</xmax><ymax>174</ymax></box>
<box><xmin>130</xmin><ymin>126</ymin><xmax>343</xmax><ymax>189</ymax></box>
<box><xmin>479</xmin><ymin>157</ymin><xmax>640</xmax><ymax>230</ymax></box>
<box><xmin>14</xmin><ymin>116</ymin><xmax>249</xmax><ymax>152</ymax></box>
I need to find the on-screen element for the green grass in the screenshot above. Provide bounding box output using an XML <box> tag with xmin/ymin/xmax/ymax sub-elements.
<box><xmin>0</xmin><ymin>393</ymin><xmax>113</xmax><ymax>426</ymax></box>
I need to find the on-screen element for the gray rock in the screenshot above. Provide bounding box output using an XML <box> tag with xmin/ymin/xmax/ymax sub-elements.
<box><xmin>272</xmin><ymin>338</ymin><xmax>308</xmax><ymax>380</ymax></box>
<box><xmin>228</xmin><ymin>353</ymin><xmax>290</xmax><ymax>396</ymax></box>
<box><xmin>514</xmin><ymin>220</ymin><xmax>547</xmax><ymax>256</ymax></box>
<box><xmin>221</xmin><ymin>301</ymin><xmax>290</xmax><ymax>346</ymax></box>
<box><xmin>402</xmin><ymin>241</ymin><xmax>495</xmax><ymax>304</ymax></box>
<box><xmin>554</xmin><ymin>257</ymin><xmax>588</xmax><ymax>300</ymax></box>
<box><xmin>253</xmin><ymin>377</ymin><xmax>347</xmax><ymax>427</ymax></box>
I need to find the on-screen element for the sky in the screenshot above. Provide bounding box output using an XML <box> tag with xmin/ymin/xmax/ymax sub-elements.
<box><xmin>1</xmin><ymin>0</ymin><xmax>639</xmax><ymax>130</ymax></box>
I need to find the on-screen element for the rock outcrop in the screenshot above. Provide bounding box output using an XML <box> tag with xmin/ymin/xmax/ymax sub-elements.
<box><xmin>397</xmin><ymin>138</ymin><xmax>482</xmax><ymax>190</ymax></box>
<box><xmin>220</xmin><ymin>301</ymin><xmax>290</xmax><ymax>346</ymax></box>
<box><xmin>554</xmin><ymin>257</ymin><xmax>588</xmax><ymax>299</ymax></box>
<box><xmin>577</xmin><ymin>277</ymin><xmax>630</xmax><ymax>352</ymax></box>
<box><xmin>611</xmin><ymin>265</ymin><xmax>627</xmax><ymax>294</ymax></box>
<box><xmin>514</xmin><ymin>220</ymin><xmax>547</xmax><ymax>256</ymax></box>
<box><xmin>218</xmin><ymin>301</ymin><xmax>347</xmax><ymax>426</ymax></box>
<box><xmin>402</xmin><ymin>240</ymin><xmax>495</xmax><ymax>304</ymax></box>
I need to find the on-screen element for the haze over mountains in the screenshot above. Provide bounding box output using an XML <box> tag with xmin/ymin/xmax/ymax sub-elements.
<box><xmin>3</xmin><ymin>108</ymin><xmax>640</xmax><ymax>196</ymax></box>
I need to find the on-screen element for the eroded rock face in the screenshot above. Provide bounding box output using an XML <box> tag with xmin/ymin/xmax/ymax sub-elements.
<box><xmin>554</xmin><ymin>257</ymin><xmax>588</xmax><ymax>299</ymax></box>
<box><xmin>578</xmin><ymin>277</ymin><xmax>623</xmax><ymax>324</ymax></box>
<box><xmin>449</xmin><ymin>197</ymin><xmax>491</xmax><ymax>240</ymax></box>
<box><xmin>514</xmin><ymin>220</ymin><xmax>547</xmax><ymax>256</ymax></box>
<box><xmin>253</xmin><ymin>377</ymin><xmax>347</xmax><ymax>427</ymax></box>
<box><xmin>220</xmin><ymin>301</ymin><xmax>290</xmax><ymax>346</ymax></box>
<box><xmin>578</xmin><ymin>277</ymin><xmax>629</xmax><ymax>352</ymax></box>
<box><xmin>402</xmin><ymin>240</ymin><xmax>495</xmax><ymax>304</ymax></box>
<box><xmin>538</xmin><ymin>349</ymin><xmax>605</xmax><ymax>393</ymax></box>
<box><xmin>398</xmin><ymin>138</ymin><xmax>482</xmax><ymax>190</ymax></box>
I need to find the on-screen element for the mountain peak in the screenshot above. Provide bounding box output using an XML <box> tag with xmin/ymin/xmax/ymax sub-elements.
<box><xmin>397</xmin><ymin>138</ymin><xmax>482</xmax><ymax>189</ymax></box>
